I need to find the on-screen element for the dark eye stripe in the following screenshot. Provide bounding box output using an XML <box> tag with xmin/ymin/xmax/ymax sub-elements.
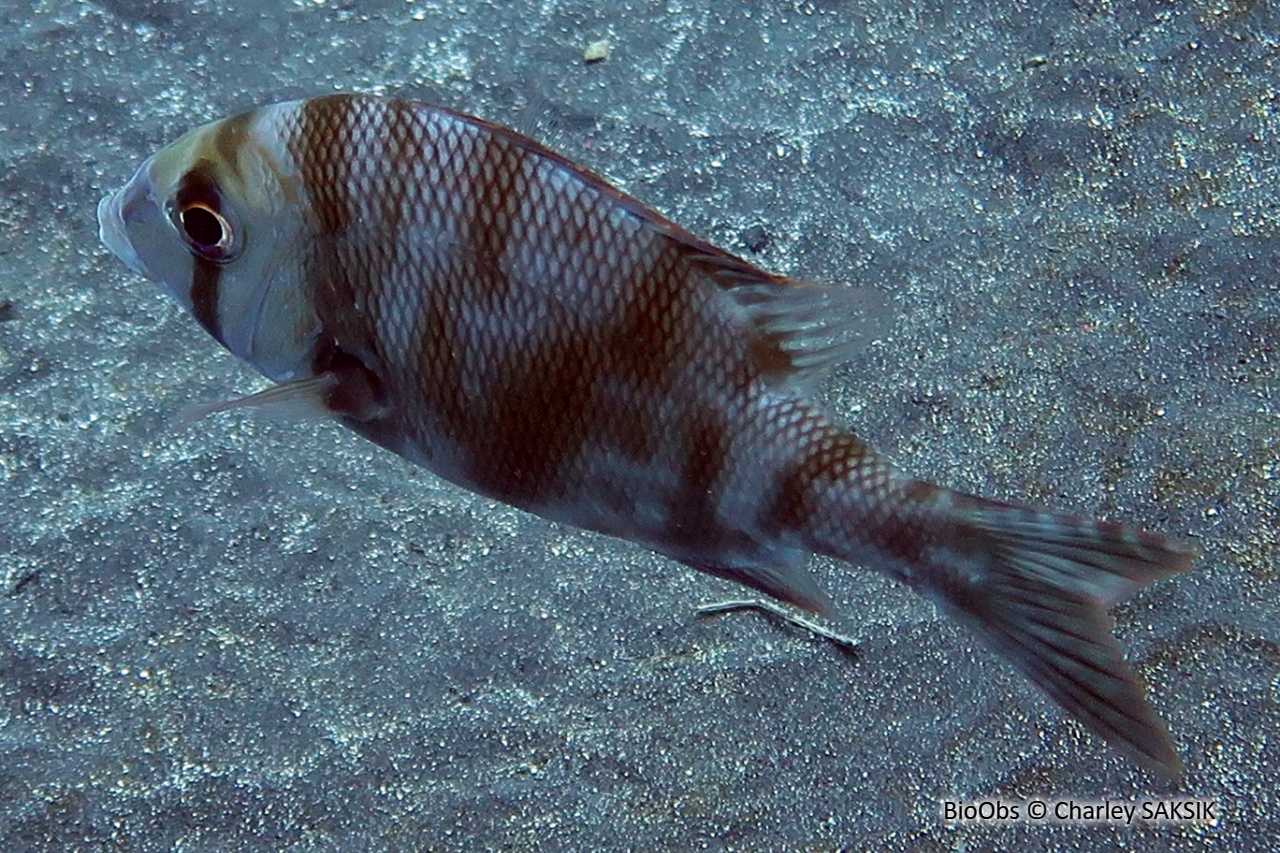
<box><xmin>174</xmin><ymin>161</ymin><xmax>224</xmax><ymax>214</ymax></box>
<box><xmin>188</xmin><ymin>257</ymin><xmax>224</xmax><ymax>346</ymax></box>
<box><xmin>175</xmin><ymin>163</ymin><xmax>226</xmax><ymax>346</ymax></box>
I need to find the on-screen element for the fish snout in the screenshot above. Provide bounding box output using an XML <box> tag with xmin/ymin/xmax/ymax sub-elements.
<box><xmin>97</xmin><ymin>172</ymin><xmax>158</xmax><ymax>280</ymax></box>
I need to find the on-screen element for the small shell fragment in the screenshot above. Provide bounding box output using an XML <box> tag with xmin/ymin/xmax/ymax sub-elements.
<box><xmin>583</xmin><ymin>39</ymin><xmax>610</xmax><ymax>64</ymax></box>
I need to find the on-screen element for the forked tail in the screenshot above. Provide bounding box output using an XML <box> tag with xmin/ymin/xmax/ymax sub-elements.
<box><xmin>922</xmin><ymin>492</ymin><xmax>1198</xmax><ymax>779</ymax></box>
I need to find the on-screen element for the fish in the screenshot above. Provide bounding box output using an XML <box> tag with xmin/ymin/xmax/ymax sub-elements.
<box><xmin>98</xmin><ymin>93</ymin><xmax>1198</xmax><ymax>778</ymax></box>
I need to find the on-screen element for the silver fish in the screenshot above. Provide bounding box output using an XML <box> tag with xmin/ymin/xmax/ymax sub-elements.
<box><xmin>98</xmin><ymin>94</ymin><xmax>1197</xmax><ymax>777</ymax></box>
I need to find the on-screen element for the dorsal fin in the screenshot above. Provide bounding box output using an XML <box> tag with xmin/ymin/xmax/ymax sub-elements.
<box><xmin>674</xmin><ymin>241</ymin><xmax>892</xmax><ymax>388</ymax></box>
<box><xmin>459</xmin><ymin>112</ymin><xmax>893</xmax><ymax>387</ymax></box>
<box><xmin>724</xmin><ymin>277</ymin><xmax>891</xmax><ymax>387</ymax></box>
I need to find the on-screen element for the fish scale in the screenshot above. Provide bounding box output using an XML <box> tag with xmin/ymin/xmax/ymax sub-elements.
<box><xmin>98</xmin><ymin>93</ymin><xmax>1198</xmax><ymax>778</ymax></box>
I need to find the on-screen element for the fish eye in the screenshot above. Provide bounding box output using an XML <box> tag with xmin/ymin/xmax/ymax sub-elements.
<box><xmin>177</xmin><ymin>201</ymin><xmax>235</xmax><ymax>261</ymax></box>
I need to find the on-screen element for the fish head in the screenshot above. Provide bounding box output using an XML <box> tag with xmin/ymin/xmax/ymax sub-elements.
<box><xmin>98</xmin><ymin>104</ymin><xmax>320</xmax><ymax>383</ymax></box>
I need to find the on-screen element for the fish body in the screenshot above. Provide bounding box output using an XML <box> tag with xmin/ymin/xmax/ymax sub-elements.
<box><xmin>99</xmin><ymin>94</ymin><xmax>1196</xmax><ymax>776</ymax></box>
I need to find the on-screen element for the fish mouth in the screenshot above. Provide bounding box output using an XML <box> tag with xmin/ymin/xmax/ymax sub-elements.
<box><xmin>97</xmin><ymin>173</ymin><xmax>156</xmax><ymax>281</ymax></box>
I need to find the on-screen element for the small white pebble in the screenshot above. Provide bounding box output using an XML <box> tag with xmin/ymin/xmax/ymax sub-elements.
<box><xmin>583</xmin><ymin>39</ymin><xmax>610</xmax><ymax>63</ymax></box>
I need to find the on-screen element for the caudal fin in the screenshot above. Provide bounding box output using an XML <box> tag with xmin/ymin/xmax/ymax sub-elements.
<box><xmin>939</xmin><ymin>495</ymin><xmax>1198</xmax><ymax>779</ymax></box>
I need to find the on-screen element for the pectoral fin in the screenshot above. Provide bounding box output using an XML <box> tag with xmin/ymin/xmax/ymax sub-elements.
<box><xmin>173</xmin><ymin>374</ymin><xmax>339</xmax><ymax>426</ymax></box>
<box><xmin>174</xmin><ymin>352</ymin><xmax>391</xmax><ymax>426</ymax></box>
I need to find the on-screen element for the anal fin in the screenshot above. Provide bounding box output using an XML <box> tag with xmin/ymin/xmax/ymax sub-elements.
<box><xmin>684</xmin><ymin>558</ymin><xmax>838</xmax><ymax>618</ymax></box>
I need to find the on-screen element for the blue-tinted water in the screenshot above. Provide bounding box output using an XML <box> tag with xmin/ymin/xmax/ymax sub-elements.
<box><xmin>0</xmin><ymin>1</ymin><xmax>1275</xmax><ymax>849</ymax></box>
